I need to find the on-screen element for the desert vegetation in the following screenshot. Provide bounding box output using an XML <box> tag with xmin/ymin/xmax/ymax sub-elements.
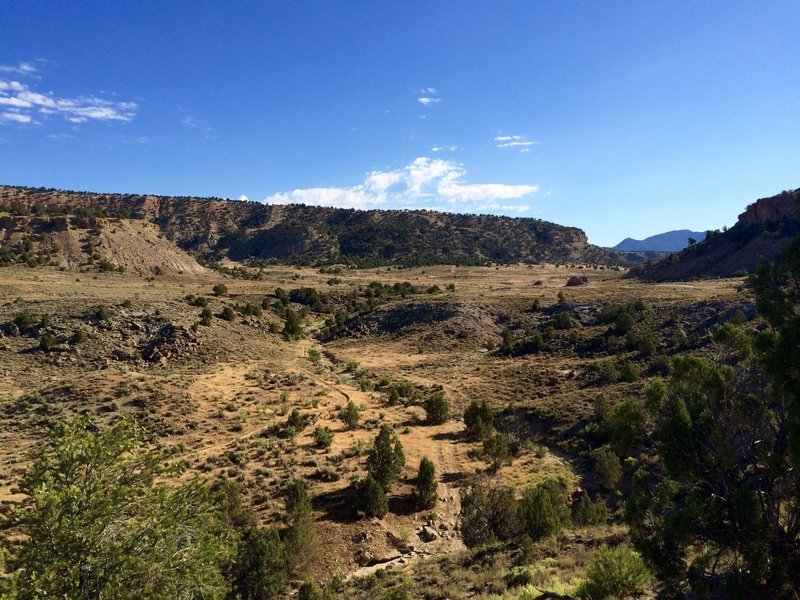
<box><xmin>0</xmin><ymin>187</ymin><xmax>798</xmax><ymax>598</ymax></box>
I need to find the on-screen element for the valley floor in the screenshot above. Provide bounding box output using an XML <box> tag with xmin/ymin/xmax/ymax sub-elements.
<box><xmin>0</xmin><ymin>263</ymin><xmax>749</xmax><ymax>594</ymax></box>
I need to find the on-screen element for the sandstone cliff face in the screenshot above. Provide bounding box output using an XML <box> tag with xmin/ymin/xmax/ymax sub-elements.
<box><xmin>738</xmin><ymin>193</ymin><xmax>797</xmax><ymax>227</ymax></box>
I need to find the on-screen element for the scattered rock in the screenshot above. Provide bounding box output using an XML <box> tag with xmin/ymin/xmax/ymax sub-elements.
<box><xmin>352</xmin><ymin>531</ymin><xmax>371</xmax><ymax>544</ymax></box>
<box><xmin>418</xmin><ymin>526</ymin><xmax>439</xmax><ymax>542</ymax></box>
<box><xmin>565</xmin><ymin>276</ymin><xmax>589</xmax><ymax>286</ymax></box>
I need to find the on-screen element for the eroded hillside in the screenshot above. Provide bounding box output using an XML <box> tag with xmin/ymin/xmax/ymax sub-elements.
<box><xmin>0</xmin><ymin>185</ymin><xmax>618</xmax><ymax>267</ymax></box>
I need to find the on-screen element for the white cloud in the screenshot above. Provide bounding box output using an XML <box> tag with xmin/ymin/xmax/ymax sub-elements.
<box><xmin>494</xmin><ymin>134</ymin><xmax>537</xmax><ymax>150</ymax></box>
<box><xmin>1</xmin><ymin>112</ymin><xmax>32</xmax><ymax>123</ymax></box>
<box><xmin>431</xmin><ymin>145</ymin><xmax>459</xmax><ymax>152</ymax></box>
<box><xmin>0</xmin><ymin>70</ymin><xmax>137</xmax><ymax>125</ymax></box>
<box><xmin>238</xmin><ymin>195</ymin><xmax>249</xmax><ymax>202</ymax></box>
<box><xmin>263</xmin><ymin>157</ymin><xmax>539</xmax><ymax>214</ymax></box>
<box><xmin>0</xmin><ymin>62</ymin><xmax>36</xmax><ymax>75</ymax></box>
<box><xmin>417</xmin><ymin>87</ymin><xmax>441</xmax><ymax>106</ymax></box>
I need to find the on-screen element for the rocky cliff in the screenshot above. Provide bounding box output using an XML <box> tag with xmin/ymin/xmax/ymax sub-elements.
<box><xmin>631</xmin><ymin>189</ymin><xmax>799</xmax><ymax>281</ymax></box>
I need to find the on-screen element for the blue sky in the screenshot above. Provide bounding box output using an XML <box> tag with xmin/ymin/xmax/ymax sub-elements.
<box><xmin>1</xmin><ymin>1</ymin><xmax>798</xmax><ymax>246</ymax></box>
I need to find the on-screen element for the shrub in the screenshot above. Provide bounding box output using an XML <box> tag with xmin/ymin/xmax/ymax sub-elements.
<box><xmin>70</xmin><ymin>329</ymin><xmax>87</xmax><ymax>344</ymax></box>
<box><xmin>459</xmin><ymin>481</ymin><xmax>521</xmax><ymax>547</ymax></box>
<box><xmin>519</xmin><ymin>478</ymin><xmax>571</xmax><ymax>541</ymax></box>
<box><xmin>637</xmin><ymin>334</ymin><xmax>657</xmax><ymax>356</ymax></box>
<box><xmin>423</xmin><ymin>391</ymin><xmax>450</xmax><ymax>424</ymax></box>
<box><xmin>13</xmin><ymin>311</ymin><xmax>37</xmax><ymax>330</ymax></box>
<box><xmin>283</xmin><ymin>308</ymin><xmax>303</xmax><ymax>339</ymax></box>
<box><xmin>212</xmin><ymin>283</ymin><xmax>228</xmax><ymax>296</ymax></box>
<box><xmin>554</xmin><ymin>312</ymin><xmax>576</xmax><ymax>330</ymax></box>
<box><xmin>298</xmin><ymin>580</ymin><xmax>335</xmax><ymax>600</ymax></box>
<box><xmin>95</xmin><ymin>305</ymin><xmax>111</xmax><ymax>321</ymax></box>
<box><xmin>619</xmin><ymin>360</ymin><xmax>640</xmax><ymax>382</ymax></box>
<box><xmin>38</xmin><ymin>333</ymin><xmax>56</xmax><ymax>352</ymax></box>
<box><xmin>7</xmin><ymin>416</ymin><xmax>235</xmax><ymax>599</ymax></box>
<box><xmin>578</xmin><ymin>544</ymin><xmax>652</xmax><ymax>599</ymax></box>
<box><xmin>483</xmin><ymin>432</ymin><xmax>511</xmax><ymax>471</ymax></box>
<box><xmin>232</xmin><ymin>527</ymin><xmax>288</xmax><ymax>600</ymax></box>
<box><xmin>593</xmin><ymin>446</ymin><xmax>622</xmax><ymax>491</ymax></box>
<box><xmin>313</xmin><ymin>427</ymin><xmax>333</xmax><ymax>450</ymax></box>
<box><xmin>357</xmin><ymin>474</ymin><xmax>388</xmax><ymax>518</ymax></box>
<box><xmin>307</xmin><ymin>348</ymin><xmax>322</xmax><ymax>365</ymax></box>
<box><xmin>274</xmin><ymin>287</ymin><xmax>289</xmax><ymax>306</ymax></box>
<box><xmin>366</xmin><ymin>425</ymin><xmax>405</xmax><ymax>491</ymax></box>
<box><xmin>192</xmin><ymin>296</ymin><xmax>209</xmax><ymax>307</ymax></box>
<box><xmin>286</xmin><ymin>409</ymin><xmax>309</xmax><ymax>432</ymax></box>
<box><xmin>200</xmin><ymin>307</ymin><xmax>213</xmax><ymax>326</ymax></box>
<box><xmin>415</xmin><ymin>457</ymin><xmax>437</xmax><ymax>509</ymax></box>
<box><xmin>464</xmin><ymin>399</ymin><xmax>495</xmax><ymax>441</ymax></box>
<box><xmin>221</xmin><ymin>306</ymin><xmax>236</xmax><ymax>321</ymax></box>
<box><xmin>572</xmin><ymin>491</ymin><xmax>609</xmax><ymax>526</ymax></box>
<box><xmin>607</xmin><ymin>399</ymin><xmax>646</xmax><ymax>457</ymax></box>
<box><xmin>339</xmin><ymin>401</ymin><xmax>360</xmax><ymax>430</ymax></box>
<box><xmin>243</xmin><ymin>303</ymin><xmax>262</xmax><ymax>317</ymax></box>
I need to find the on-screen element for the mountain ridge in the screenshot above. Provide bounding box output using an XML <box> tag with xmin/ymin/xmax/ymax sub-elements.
<box><xmin>0</xmin><ymin>185</ymin><xmax>624</xmax><ymax>267</ymax></box>
<box><xmin>613</xmin><ymin>229</ymin><xmax>707</xmax><ymax>252</ymax></box>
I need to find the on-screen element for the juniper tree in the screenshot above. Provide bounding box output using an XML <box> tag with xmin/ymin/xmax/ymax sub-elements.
<box><xmin>366</xmin><ymin>424</ymin><xmax>405</xmax><ymax>491</ymax></box>
<box><xmin>7</xmin><ymin>416</ymin><xmax>235</xmax><ymax>600</ymax></box>
<box><xmin>415</xmin><ymin>457</ymin><xmax>438</xmax><ymax>509</ymax></box>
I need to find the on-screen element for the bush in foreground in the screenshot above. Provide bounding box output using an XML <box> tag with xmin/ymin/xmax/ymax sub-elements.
<box><xmin>577</xmin><ymin>544</ymin><xmax>652</xmax><ymax>599</ymax></box>
<box><xmin>5</xmin><ymin>415</ymin><xmax>235</xmax><ymax>599</ymax></box>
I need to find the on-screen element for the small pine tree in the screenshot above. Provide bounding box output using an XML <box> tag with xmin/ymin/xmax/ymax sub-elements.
<box><xmin>388</xmin><ymin>387</ymin><xmax>401</xmax><ymax>405</ymax></box>
<box><xmin>519</xmin><ymin>478</ymin><xmax>571</xmax><ymax>541</ymax></box>
<box><xmin>423</xmin><ymin>391</ymin><xmax>450</xmax><ymax>424</ymax></box>
<box><xmin>483</xmin><ymin>432</ymin><xmax>510</xmax><ymax>471</ymax></box>
<box><xmin>232</xmin><ymin>527</ymin><xmax>288</xmax><ymax>600</ymax></box>
<box><xmin>338</xmin><ymin>400</ymin><xmax>360</xmax><ymax>430</ymax></box>
<box><xmin>283</xmin><ymin>308</ymin><xmax>302</xmax><ymax>339</ymax></box>
<box><xmin>464</xmin><ymin>399</ymin><xmax>494</xmax><ymax>441</ymax></box>
<box><xmin>572</xmin><ymin>491</ymin><xmax>609</xmax><ymax>527</ymax></box>
<box><xmin>284</xmin><ymin>480</ymin><xmax>318</xmax><ymax>578</ymax></box>
<box><xmin>357</xmin><ymin>474</ymin><xmax>388</xmax><ymax>518</ymax></box>
<box><xmin>212</xmin><ymin>283</ymin><xmax>228</xmax><ymax>296</ymax></box>
<box><xmin>221</xmin><ymin>306</ymin><xmax>236</xmax><ymax>322</ymax></box>
<box><xmin>593</xmin><ymin>446</ymin><xmax>622</xmax><ymax>491</ymax></box>
<box><xmin>415</xmin><ymin>457</ymin><xmax>437</xmax><ymax>509</ymax></box>
<box><xmin>366</xmin><ymin>425</ymin><xmax>405</xmax><ymax>491</ymax></box>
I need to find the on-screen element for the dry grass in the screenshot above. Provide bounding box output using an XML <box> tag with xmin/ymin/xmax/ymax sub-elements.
<box><xmin>0</xmin><ymin>263</ymin><xmax>750</xmax><ymax>580</ymax></box>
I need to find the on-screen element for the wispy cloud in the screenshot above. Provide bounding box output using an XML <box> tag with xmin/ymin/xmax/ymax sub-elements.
<box><xmin>431</xmin><ymin>145</ymin><xmax>459</xmax><ymax>152</ymax></box>
<box><xmin>1</xmin><ymin>112</ymin><xmax>32</xmax><ymax>123</ymax></box>
<box><xmin>264</xmin><ymin>157</ymin><xmax>538</xmax><ymax>214</ymax></box>
<box><xmin>417</xmin><ymin>87</ymin><xmax>441</xmax><ymax>106</ymax></box>
<box><xmin>0</xmin><ymin>62</ymin><xmax>137</xmax><ymax>125</ymax></box>
<box><xmin>494</xmin><ymin>134</ymin><xmax>537</xmax><ymax>152</ymax></box>
<box><xmin>0</xmin><ymin>62</ymin><xmax>37</xmax><ymax>75</ymax></box>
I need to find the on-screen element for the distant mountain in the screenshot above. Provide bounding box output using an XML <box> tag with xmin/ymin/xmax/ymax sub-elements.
<box><xmin>613</xmin><ymin>229</ymin><xmax>707</xmax><ymax>252</ymax></box>
<box><xmin>631</xmin><ymin>189</ymin><xmax>799</xmax><ymax>281</ymax></box>
<box><xmin>0</xmin><ymin>185</ymin><xmax>624</xmax><ymax>267</ymax></box>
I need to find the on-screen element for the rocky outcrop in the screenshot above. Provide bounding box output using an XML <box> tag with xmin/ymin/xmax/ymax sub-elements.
<box><xmin>632</xmin><ymin>189</ymin><xmax>799</xmax><ymax>281</ymax></box>
<box><xmin>738</xmin><ymin>193</ymin><xmax>797</xmax><ymax>227</ymax></box>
